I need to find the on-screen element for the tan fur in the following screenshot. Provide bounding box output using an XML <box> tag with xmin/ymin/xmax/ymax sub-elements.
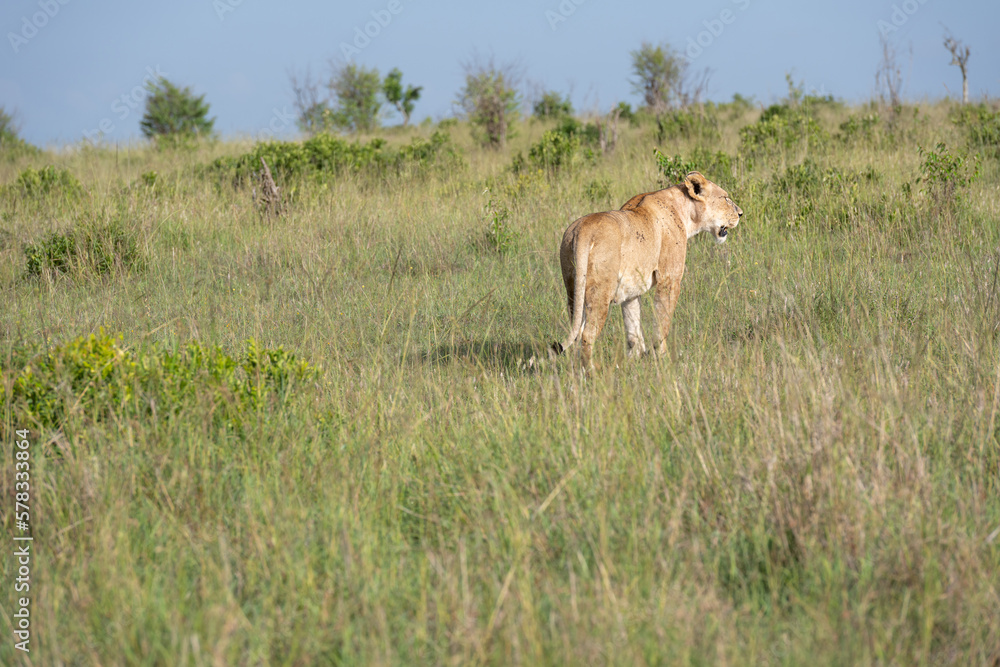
<box><xmin>555</xmin><ymin>171</ymin><xmax>743</xmax><ymax>369</ymax></box>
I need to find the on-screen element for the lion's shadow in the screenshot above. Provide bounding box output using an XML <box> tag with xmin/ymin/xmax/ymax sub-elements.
<box><xmin>417</xmin><ymin>339</ymin><xmax>543</xmax><ymax>374</ymax></box>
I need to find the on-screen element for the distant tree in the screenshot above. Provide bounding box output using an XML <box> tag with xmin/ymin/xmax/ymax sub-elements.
<box><xmin>614</xmin><ymin>101</ymin><xmax>635</xmax><ymax>123</ymax></box>
<box><xmin>729</xmin><ymin>93</ymin><xmax>755</xmax><ymax>111</ymax></box>
<box><xmin>139</xmin><ymin>78</ymin><xmax>215</xmax><ymax>143</ymax></box>
<box><xmin>0</xmin><ymin>107</ymin><xmax>39</xmax><ymax>160</ymax></box>
<box><xmin>943</xmin><ymin>29</ymin><xmax>970</xmax><ymax>104</ymax></box>
<box><xmin>630</xmin><ymin>42</ymin><xmax>683</xmax><ymax>113</ymax></box>
<box><xmin>289</xmin><ymin>68</ymin><xmax>338</xmax><ymax>135</ymax></box>
<box><xmin>328</xmin><ymin>62</ymin><xmax>382</xmax><ymax>133</ymax></box>
<box><xmin>458</xmin><ymin>56</ymin><xmax>522</xmax><ymax>149</ymax></box>
<box><xmin>383</xmin><ymin>68</ymin><xmax>422</xmax><ymax>126</ymax></box>
<box><xmin>875</xmin><ymin>34</ymin><xmax>905</xmax><ymax>109</ymax></box>
<box><xmin>533</xmin><ymin>90</ymin><xmax>572</xmax><ymax>119</ymax></box>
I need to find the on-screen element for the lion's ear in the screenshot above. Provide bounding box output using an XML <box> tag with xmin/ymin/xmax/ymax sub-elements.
<box><xmin>684</xmin><ymin>171</ymin><xmax>708</xmax><ymax>202</ymax></box>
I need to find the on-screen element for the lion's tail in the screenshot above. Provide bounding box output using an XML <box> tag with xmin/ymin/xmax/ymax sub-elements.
<box><xmin>556</xmin><ymin>240</ymin><xmax>591</xmax><ymax>354</ymax></box>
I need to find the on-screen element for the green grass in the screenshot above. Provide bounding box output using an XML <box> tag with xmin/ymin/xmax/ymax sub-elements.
<box><xmin>1</xmin><ymin>100</ymin><xmax>999</xmax><ymax>665</ymax></box>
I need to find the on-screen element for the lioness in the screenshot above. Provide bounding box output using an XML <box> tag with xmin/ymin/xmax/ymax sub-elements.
<box><xmin>554</xmin><ymin>171</ymin><xmax>742</xmax><ymax>368</ymax></box>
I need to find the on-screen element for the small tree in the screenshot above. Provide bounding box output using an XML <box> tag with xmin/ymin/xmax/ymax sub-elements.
<box><xmin>383</xmin><ymin>68</ymin><xmax>422</xmax><ymax>126</ymax></box>
<box><xmin>289</xmin><ymin>68</ymin><xmax>338</xmax><ymax>135</ymax></box>
<box><xmin>458</xmin><ymin>56</ymin><xmax>522</xmax><ymax>149</ymax></box>
<box><xmin>139</xmin><ymin>78</ymin><xmax>215</xmax><ymax>143</ymax></box>
<box><xmin>875</xmin><ymin>34</ymin><xmax>905</xmax><ymax>109</ymax></box>
<box><xmin>943</xmin><ymin>29</ymin><xmax>970</xmax><ymax>105</ymax></box>
<box><xmin>630</xmin><ymin>42</ymin><xmax>683</xmax><ymax>113</ymax></box>
<box><xmin>533</xmin><ymin>90</ymin><xmax>572</xmax><ymax>119</ymax></box>
<box><xmin>0</xmin><ymin>107</ymin><xmax>39</xmax><ymax>160</ymax></box>
<box><xmin>328</xmin><ymin>62</ymin><xmax>382</xmax><ymax>133</ymax></box>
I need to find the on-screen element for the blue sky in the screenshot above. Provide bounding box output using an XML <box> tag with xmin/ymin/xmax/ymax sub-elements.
<box><xmin>2</xmin><ymin>0</ymin><xmax>997</xmax><ymax>147</ymax></box>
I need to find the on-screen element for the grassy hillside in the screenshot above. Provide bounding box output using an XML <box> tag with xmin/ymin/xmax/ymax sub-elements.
<box><xmin>1</xmin><ymin>98</ymin><xmax>999</xmax><ymax>665</ymax></box>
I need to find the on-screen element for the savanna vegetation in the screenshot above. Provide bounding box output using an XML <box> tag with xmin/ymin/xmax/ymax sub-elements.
<box><xmin>1</xmin><ymin>81</ymin><xmax>999</xmax><ymax>664</ymax></box>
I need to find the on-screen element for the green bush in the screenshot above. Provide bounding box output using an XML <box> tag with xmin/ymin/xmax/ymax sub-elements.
<box><xmin>207</xmin><ymin>130</ymin><xmax>461</xmax><ymax>187</ymax></box>
<box><xmin>655</xmin><ymin>108</ymin><xmax>721</xmax><ymax>143</ymax></box>
<box><xmin>12</xmin><ymin>165</ymin><xmax>83</xmax><ymax>200</ymax></box>
<box><xmin>654</xmin><ymin>150</ymin><xmax>698</xmax><ymax>185</ymax></box>
<box><xmin>773</xmin><ymin>158</ymin><xmax>824</xmax><ymax>196</ymax></box>
<box><xmin>23</xmin><ymin>231</ymin><xmax>76</xmax><ymax>277</ymax></box>
<box><xmin>526</xmin><ymin>129</ymin><xmax>580</xmax><ymax>174</ymax></box>
<box><xmin>533</xmin><ymin>91</ymin><xmax>573</xmax><ymax>120</ymax></box>
<box><xmin>2</xmin><ymin>332</ymin><xmax>320</xmax><ymax>434</ymax></box>
<box><xmin>951</xmin><ymin>104</ymin><xmax>1000</xmax><ymax>158</ymax></box>
<box><xmin>740</xmin><ymin>104</ymin><xmax>828</xmax><ymax>159</ymax></box>
<box><xmin>22</xmin><ymin>212</ymin><xmax>145</xmax><ymax>279</ymax></box>
<box><xmin>654</xmin><ymin>147</ymin><xmax>733</xmax><ymax>186</ymax></box>
<box><xmin>838</xmin><ymin>113</ymin><xmax>880</xmax><ymax>144</ymax></box>
<box><xmin>917</xmin><ymin>142</ymin><xmax>980</xmax><ymax>205</ymax></box>
<box><xmin>583</xmin><ymin>178</ymin><xmax>612</xmax><ymax>206</ymax></box>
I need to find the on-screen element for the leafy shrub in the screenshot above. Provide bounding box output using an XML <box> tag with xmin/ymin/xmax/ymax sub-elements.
<box><xmin>2</xmin><ymin>331</ymin><xmax>320</xmax><ymax>434</ymax></box>
<box><xmin>838</xmin><ymin>113</ymin><xmax>880</xmax><ymax>144</ymax></box>
<box><xmin>917</xmin><ymin>142</ymin><xmax>980</xmax><ymax>205</ymax></box>
<box><xmin>655</xmin><ymin>148</ymin><xmax>734</xmax><ymax>187</ymax></box>
<box><xmin>583</xmin><ymin>178</ymin><xmax>612</xmax><ymax>206</ymax></box>
<box><xmin>727</xmin><ymin>93</ymin><xmax>756</xmax><ymax>113</ymax></box>
<box><xmin>654</xmin><ymin>150</ymin><xmax>698</xmax><ymax>185</ymax></box>
<box><xmin>22</xmin><ymin>212</ymin><xmax>145</xmax><ymax>279</ymax></box>
<box><xmin>549</xmin><ymin>117</ymin><xmax>601</xmax><ymax>147</ymax></box>
<box><xmin>12</xmin><ymin>165</ymin><xmax>83</xmax><ymax>200</ymax></box>
<box><xmin>655</xmin><ymin>108</ymin><xmax>721</xmax><ymax>143</ymax></box>
<box><xmin>740</xmin><ymin>104</ymin><xmax>828</xmax><ymax>158</ymax></box>
<box><xmin>773</xmin><ymin>159</ymin><xmax>824</xmax><ymax>196</ymax></box>
<box><xmin>688</xmin><ymin>146</ymin><xmax>734</xmax><ymax>182</ymax></box>
<box><xmin>23</xmin><ymin>231</ymin><xmax>76</xmax><ymax>277</ymax></box>
<box><xmin>951</xmin><ymin>104</ymin><xmax>1000</xmax><ymax>158</ymax></box>
<box><xmin>533</xmin><ymin>91</ymin><xmax>573</xmax><ymax>119</ymax></box>
<box><xmin>526</xmin><ymin>129</ymin><xmax>580</xmax><ymax>174</ymax></box>
<box><xmin>207</xmin><ymin>130</ymin><xmax>461</xmax><ymax>187</ymax></box>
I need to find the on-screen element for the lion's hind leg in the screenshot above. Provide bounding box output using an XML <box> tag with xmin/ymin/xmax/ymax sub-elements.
<box><xmin>622</xmin><ymin>297</ymin><xmax>647</xmax><ymax>358</ymax></box>
<box><xmin>580</xmin><ymin>282</ymin><xmax>614</xmax><ymax>369</ymax></box>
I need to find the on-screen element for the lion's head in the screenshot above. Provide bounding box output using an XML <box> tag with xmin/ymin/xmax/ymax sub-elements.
<box><xmin>683</xmin><ymin>171</ymin><xmax>742</xmax><ymax>243</ymax></box>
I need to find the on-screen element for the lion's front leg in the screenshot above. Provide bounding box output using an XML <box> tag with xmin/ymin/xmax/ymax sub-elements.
<box><xmin>652</xmin><ymin>270</ymin><xmax>683</xmax><ymax>356</ymax></box>
<box><xmin>621</xmin><ymin>297</ymin><xmax>646</xmax><ymax>357</ymax></box>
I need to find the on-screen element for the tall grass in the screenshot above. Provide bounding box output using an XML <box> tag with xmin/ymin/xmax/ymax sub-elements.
<box><xmin>1</xmin><ymin>100</ymin><xmax>999</xmax><ymax>665</ymax></box>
